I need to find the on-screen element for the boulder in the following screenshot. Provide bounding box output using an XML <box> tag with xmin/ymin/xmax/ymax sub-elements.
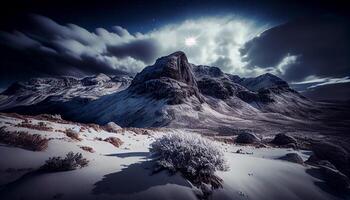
<box><xmin>235</xmin><ymin>132</ymin><xmax>261</xmax><ymax>144</ymax></box>
<box><xmin>320</xmin><ymin>166</ymin><xmax>350</xmax><ymax>191</ymax></box>
<box><xmin>279</xmin><ymin>153</ymin><xmax>304</xmax><ymax>164</ymax></box>
<box><xmin>271</xmin><ymin>133</ymin><xmax>297</xmax><ymax>145</ymax></box>
<box><xmin>311</xmin><ymin>142</ymin><xmax>350</xmax><ymax>177</ymax></box>
<box><xmin>104</xmin><ymin>122</ymin><xmax>122</xmax><ymax>133</ymax></box>
<box><xmin>305</xmin><ymin>155</ymin><xmax>337</xmax><ymax>170</ymax></box>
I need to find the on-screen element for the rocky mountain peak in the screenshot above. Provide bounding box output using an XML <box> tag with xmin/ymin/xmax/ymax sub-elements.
<box><xmin>239</xmin><ymin>73</ymin><xmax>289</xmax><ymax>91</ymax></box>
<box><xmin>131</xmin><ymin>51</ymin><xmax>197</xmax><ymax>87</ymax></box>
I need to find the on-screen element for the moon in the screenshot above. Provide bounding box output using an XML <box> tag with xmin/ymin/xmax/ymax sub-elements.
<box><xmin>185</xmin><ymin>37</ymin><xmax>197</xmax><ymax>46</ymax></box>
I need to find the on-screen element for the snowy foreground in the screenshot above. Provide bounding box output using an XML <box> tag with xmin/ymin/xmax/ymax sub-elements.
<box><xmin>0</xmin><ymin>113</ymin><xmax>343</xmax><ymax>200</ymax></box>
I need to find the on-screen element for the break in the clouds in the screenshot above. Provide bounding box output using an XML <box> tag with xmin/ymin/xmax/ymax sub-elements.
<box><xmin>0</xmin><ymin>15</ymin><xmax>265</xmax><ymax>86</ymax></box>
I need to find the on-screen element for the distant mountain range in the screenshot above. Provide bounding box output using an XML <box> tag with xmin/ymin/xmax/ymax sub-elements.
<box><xmin>0</xmin><ymin>51</ymin><xmax>348</xmax><ymax>134</ymax></box>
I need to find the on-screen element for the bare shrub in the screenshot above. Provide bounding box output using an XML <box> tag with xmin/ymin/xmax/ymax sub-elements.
<box><xmin>80</xmin><ymin>146</ymin><xmax>95</xmax><ymax>153</ymax></box>
<box><xmin>0</xmin><ymin>126</ymin><xmax>49</xmax><ymax>151</ymax></box>
<box><xmin>16</xmin><ymin>121</ymin><xmax>53</xmax><ymax>131</ymax></box>
<box><xmin>94</xmin><ymin>137</ymin><xmax>103</xmax><ymax>141</ymax></box>
<box><xmin>41</xmin><ymin>152</ymin><xmax>88</xmax><ymax>172</ymax></box>
<box><xmin>150</xmin><ymin>132</ymin><xmax>227</xmax><ymax>195</ymax></box>
<box><xmin>64</xmin><ymin>129</ymin><xmax>81</xmax><ymax>141</ymax></box>
<box><xmin>87</xmin><ymin>124</ymin><xmax>101</xmax><ymax>132</ymax></box>
<box><xmin>104</xmin><ymin>137</ymin><xmax>123</xmax><ymax>147</ymax></box>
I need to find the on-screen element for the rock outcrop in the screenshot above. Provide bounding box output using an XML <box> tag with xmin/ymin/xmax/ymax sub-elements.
<box><xmin>130</xmin><ymin>51</ymin><xmax>203</xmax><ymax>104</ymax></box>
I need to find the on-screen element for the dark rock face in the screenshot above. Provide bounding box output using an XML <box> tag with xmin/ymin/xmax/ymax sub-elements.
<box><xmin>236</xmin><ymin>90</ymin><xmax>274</xmax><ymax>104</ymax></box>
<box><xmin>130</xmin><ymin>51</ymin><xmax>203</xmax><ymax>104</ymax></box>
<box><xmin>193</xmin><ymin>65</ymin><xmax>225</xmax><ymax>78</ymax></box>
<box><xmin>320</xmin><ymin>166</ymin><xmax>350</xmax><ymax>191</ymax></box>
<box><xmin>306</xmin><ymin>155</ymin><xmax>337</xmax><ymax>169</ymax></box>
<box><xmin>197</xmin><ymin>78</ymin><xmax>235</xmax><ymax>99</ymax></box>
<box><xmin>311</xmin><ymin>142</ymin><xmax>350</xmax><ymax>177</ymax></box>
<box><xmin>193</xmin><ymin>65</ymin><xmax>249</xmax><ymax>100</ymax></box>
<box><xmin>132</xmin><ymin>51</ymin><xmax>197</xmax><ymax>87</ymax></box>
<box><xmin>235</xmin><ymin>132</ymin><xmax>261</xmax><ymax>144</ymax></box>
<box><xmin>131</xmin><ymin>78</ymin><xmax>202</xmax><ymax>104</ymax></box>
<box><xmin>279</xmin><ymin>153</ymin><xmax>304</xmax><ymax>164</ymax></box>
<box><xmin>271</xmin><ymin>134</ymin><xmax>297</xmax><ymax>145</ymax></box>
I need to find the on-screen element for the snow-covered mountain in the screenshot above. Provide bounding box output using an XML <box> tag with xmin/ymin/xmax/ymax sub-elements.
<box><xmin>0</xmin><ymin>51</ymin><xmax>324</xmax><ymax>132</ymax></box>
<box><xmin>0</xmin><ymin>73</ymin><xmax>132</xmax><ymax>112</ymax></box>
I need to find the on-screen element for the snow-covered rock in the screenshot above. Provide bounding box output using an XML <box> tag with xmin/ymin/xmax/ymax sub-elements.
<box><xmin>235</xmin><ymin>132</ymin><xmax>261</xmax><ymax>144</ymax></box>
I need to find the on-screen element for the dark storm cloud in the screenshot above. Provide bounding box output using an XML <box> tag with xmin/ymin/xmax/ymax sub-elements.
<box><xmin>107</xmin><ymin>39</ymin><xmax>160</xmax><ymax>64</ymax></box>
<box><xmin>240</xmin><ymin>16</ymin><xmax>350</xmax><ymax>82</ymax></box>
<box><xmin>0</xmin><ymin>15</ymin><xmax>162</xmax><ymax>86</ymax></box>
<box><xmin>302</xmin><ymin>82</ymin><xmax>350</xmax><ymax>101</ymax></box>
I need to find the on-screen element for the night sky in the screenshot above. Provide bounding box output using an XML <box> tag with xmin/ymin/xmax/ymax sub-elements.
<box><xmin>0</xmin><ymin>0</ymin><xmax>349</xmax><ymax>100</ymax></box>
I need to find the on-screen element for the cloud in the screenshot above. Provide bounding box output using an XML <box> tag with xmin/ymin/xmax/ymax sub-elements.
<box><xmin>107</xmin><ymin>38</ymin><xmax>160</xmax><ymax>63</ymax></box>
<box><xmin>147</xmin><ymin>17</ymin><xmax>266</xmax><ymax>76</ymax></box>
<box><xmin>301</xmin><ymin>82</ymin><xmax>350</xmax><ymax>101</ymax></box>
<box><xmin>0</xmin><ymin>15</ymin><xmax>265</xmax><ymax>86</ymax></box>
<box><xmin>0</xmin><ymin>15</ymin><xmax>158</xmax><ymax>86</ymax></box>
<box><xmin>240</xmin><ymin>16</ymin><xmax>350</xmax><ymax>82</ymax></box>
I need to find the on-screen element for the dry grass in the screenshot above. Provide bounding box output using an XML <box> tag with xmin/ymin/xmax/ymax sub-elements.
<box><xmin>80</xmin><ymin>146</ymin><xmax>95</xmax><ymax>153</ymax></box>
<box><xmin>41</xmin><ymin>152</ymin><xmax>89</xmax><ymax>172</ymax></box>
<box><xmin>16</xmin><ymin>121</ymin><xmax>53</xmax><ymax>132</ymax></box>
<box><xmin>94</xmin><ymin>137</ymin><xmax>103</xmax><ymax>141</ymax></box>
<box><xmin>0</xmin><ymin>126</ymin><xmax>49</xmax><ymax>151</ymax></box>
<box><xmin>63</xmin><ymin>129</ymin><xmax>81</xmax><ymax>141</ymax></box>
<box><xmin>86</xmin><ymin>123</ymin><xmax>101</xmax><ymax>132</ymax></box>
<box><xmin>118</xmin><ymin>127</ymin><xmax>150</xmax><ymax>135</ymax></box>
<box><xmin>104</xmin><ymin>137</ymin><xmax>123</xmax><ymax>147</ymax></box>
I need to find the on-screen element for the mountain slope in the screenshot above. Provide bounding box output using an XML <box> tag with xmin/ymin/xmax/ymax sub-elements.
<box><xmin>0</xmin><ymin>51</ymin><xmax>329</xmax><ymax>133</ymax></box>
<box><xmin>65</xmin><ymin>52</ymin><xmax>323</xmax><ymax>134</ymax></box>
<box><xmin>0</xmin><ymin>73</ymin><xmax>132</xmax><ymax>113</ymax></box>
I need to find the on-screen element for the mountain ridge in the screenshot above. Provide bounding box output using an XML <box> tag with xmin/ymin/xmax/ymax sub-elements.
<box><xmin>0</xmin><ymin>51</ymin><xmax>328</xmax><ymax>134</ymax></box>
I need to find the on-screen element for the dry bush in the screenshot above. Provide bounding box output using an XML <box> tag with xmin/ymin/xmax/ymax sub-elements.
<box><xmin>63</xmin><ymin>129</ymin><xmax>81</xmax><ymax>141</ymax></box>
<box><xmin>87</xmin><ymin>124</ymin><xmax>101</xmax><ymax>132</ymax></box>
<box><xmin>16</xmin><ymin>121</ymin><xmax>53</xmax><ymax>132</ymax></box>
<box><xmin>0</xmin><ymin>126</ymin><xmax>49</xmax><ymax>151</ymax></box>
<box><xmin>80</xmin><ymin>146</ymin><xmax>95</xmax><ymax>153</ymax></box>
<box><xmin>41</xmin><ymin>152</ymin><xmax>89</xmax><ymax>172</ymax></box>
<box><xmin>94</xmin><ymin>137</ymin><xmax>103</xmax><ymax>141</ymax></box>
<box><xmin>150</xmin><ymin>132</ymin><xmax>227</xmax><ymax>193</ymax></box>
<box><xmin>104</xmin><ymin>137</ymin><xmax>123</xmax><ymax>147</ymax></box>
<box><xmin>121</xmin><ymin>127</ymin><xmax>150</xmax><ymax>135</ymax></box>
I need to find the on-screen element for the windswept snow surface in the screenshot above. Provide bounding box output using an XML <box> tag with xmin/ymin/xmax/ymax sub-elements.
<box><xmin>0</xmin><ymin>113</ymin><xmax>343</xmax><ymax>200</ymax></box>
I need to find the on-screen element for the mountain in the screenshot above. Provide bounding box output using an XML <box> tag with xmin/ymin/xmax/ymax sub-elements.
<box><xmin>62</xmin><ymin>52</ymin><xmax>322</xmax><ymax>132</ymax></box>
<box><xmin>0</xmin><ymin>51</ymin><xmax>333</xmax><ymax>134</ymax></box>
<box><xmin>0</xmin><ymin>73</ymin><xmax>132</xmax><ymax>113</ymax></box>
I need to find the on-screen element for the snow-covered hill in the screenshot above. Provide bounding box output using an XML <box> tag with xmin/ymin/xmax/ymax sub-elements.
<box><xmin>0</xmin><ymin>113</ymin><xmax>344</xmax><ymax>200</ymax></box>
<box><xmin>0</xmin><ymin>73</ymin><xmax>132</xmax><ymax>112</ymax></box>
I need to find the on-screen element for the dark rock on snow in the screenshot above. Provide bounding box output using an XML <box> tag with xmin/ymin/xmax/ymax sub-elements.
<box><xmin>311</xmin><ymin>142</ymin><xmax>350</xmax><ymax>177</ymax></box>
<box><xmin>235</xmin><ymin>132</ymin><xmax>261</xmax><ymax>144</ymax></box>
<box><xmin>305</xmin><ymin>155</ymin><xmax>337</xmax><ymax>170</ymax></box>
<box><xmin>320</xmin><ymin>166</ymin><xmax>350</xmax><ymax>191</ymax></box>
<box><xmin>279</xmin><ymin>153</ymin><xmax>304</xmax><ymax>164</ymax></box>
<box><xmin>271</xmin><ymin>133</ymin><xmax>297</xmax><ymax>146</ymax></box>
